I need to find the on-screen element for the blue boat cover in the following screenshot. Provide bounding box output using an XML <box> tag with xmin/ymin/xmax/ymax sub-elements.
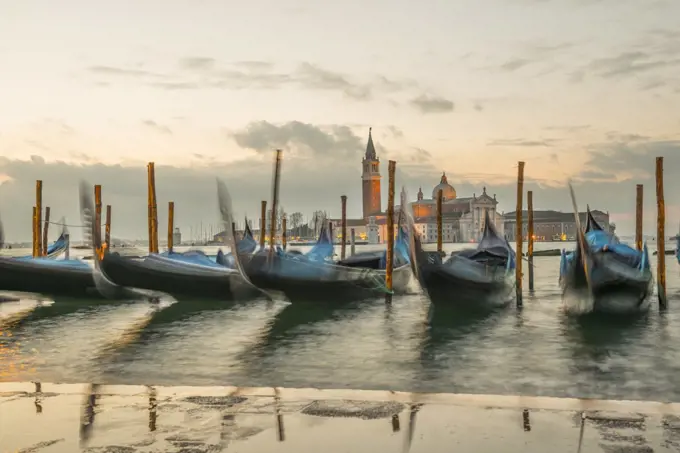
<box><xmin>305</xmin><ymin>222</ymin><xmax>334</xmax><ymax>261</ymax></box>
<box><xmin>562</xmin><ymin>210</ymin><xmax>646</xmax><ymax>270</ymax></box>
<box><xmin>15</xmin><ymin>232</ymin><xmax>69</xmax><ymax>260</ymax></box>
<box><xmin>378</xmin><ymin>226</ymin><xmax>411</xmax><ymax>269</ymax></box>
<box><xmin>155</xmin><ymin>250</ymin><xmax>226</xmax><ymax>269</ymax></box>
<box><xmin>15</xmin><ymin>257</ymin><xmax>90</xmax><ymax>269</ymax></box>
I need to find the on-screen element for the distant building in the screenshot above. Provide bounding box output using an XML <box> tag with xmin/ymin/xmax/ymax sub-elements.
<box><xmin>502</xmin><ymin>210</ymin><xmax>610</xmax><ymax>241</ymax></box>
<box><xmin>331</xmin><ymin>128</ymin><xmax>505</xmax><ymax>244</ymax></box>
<box><xmin>172</xmin><ymin>227</ymin><xmax>182</xmax><ymax>246</ymax></box>
<box><xmin>399</xmin><ymin>175</ymin><xmax>504</xmax><ymax>243</ymax></box>
<box><xmin>212</xmin><ymin>227</ymin><xmax>251</xmax><ymax>243</ymax></box>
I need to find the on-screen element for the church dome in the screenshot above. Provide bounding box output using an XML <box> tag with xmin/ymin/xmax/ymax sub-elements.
<box><xmin>432</xmin><ymin>172</ymin><xmax>456</xmax><ymax>201</ymax></box>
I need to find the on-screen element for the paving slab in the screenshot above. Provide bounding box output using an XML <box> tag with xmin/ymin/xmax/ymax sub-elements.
<box><xmin>1</xmin><ymin>382</ymin><xmax>680</xmax><ymax>452</ymax></box>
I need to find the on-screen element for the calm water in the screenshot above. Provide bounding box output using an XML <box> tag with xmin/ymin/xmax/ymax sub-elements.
<box><xmin>1</xmin><ymin>242</ymin><xmax>679</xmax><ymax>402</ymax></box>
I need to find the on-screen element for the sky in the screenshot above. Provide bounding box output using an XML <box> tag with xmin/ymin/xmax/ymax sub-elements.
<box><xmin>1</xmin><ymin>0</ymin><xmax>679</xmax><ymax>241</ymax></box>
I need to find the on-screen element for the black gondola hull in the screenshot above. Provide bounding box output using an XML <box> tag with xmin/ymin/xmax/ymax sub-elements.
<box><xmin>245</xmin><ymin>253</ymin><xmax>411</xmax><ymax>303</ymax></box>
<box><xmin>419</xmin><ymin>257</ymin><xmax>514</xmax><ymax>312</ymax></box>
<box><xmin>99</xmin><ymin>252</ymin><xmax>254</xmax><ymax>301</ymax></box>
<box><xmin>561</xmin><ymin>253</ymin><xmax>652</xmax><ymax>315</ymax></box>
<box><xmin>0</xmin><ymin>257</ymin><xmax>101</xmax><ymax>299</ymax></box>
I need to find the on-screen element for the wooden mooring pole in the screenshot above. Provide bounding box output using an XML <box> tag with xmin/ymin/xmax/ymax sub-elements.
<box><xmin>268</xmin><ymin>149</ymin><xmax>283</xmax><ymax>264</ymax></box>
<box><xmin>341</xmin><ymin>195</ymin><xmax>347</xmax><ymax>259</ymax></box>
<box><xmin>32</xmin><ymin>206</ymin><xmax>38</xmax><ymax>258</ymax></box>
<box><xmin>147</xmin><ymin>163</ymin><xmax>159</xmax><ymax>253</ymax></box>
<box><xmin>105</xmin><ymin>205</ymin><xmax>112</xmax><ymax>250</ymax></box>
<box><xmin>150</xmin><ymin>165</ymin><xmax>158</xmax><ymax>253</ymax></box>
<box><xmin>635</xmin><ymin>184</ymin><xmax>643</xmax><ymax>251</ymax></box>
<box><xmin>515</xmin><ymin>161</ymin><xmax>525</xmax><ymax>307</ymax></box>
<box><xmin>385</xmin><ymin>160</ymin><xmax>396</xmax><ymax>304</ymax></box>
<box><xmin>436</xmin><ymin>189</ymin><xmax>443</xmax><ymax>254</ymax></box>
<box><xmin>656</xmin><ymin>157</ymin><xmax>667</xmax><ymax>309</ymax></box>
<box><xmin>527</xmin><ymin>190</ymin><xmax>534</xmax><ymax>292</ymax></box>
<box><xmin>94</xmin><ymin>185</ymin><xmax>102</xmax><ymax>251</ymax></box>
<box><xmin>282</xmin><ymin>214</ymin><xmax>287</xmax><ymax>250</ymax></box>
<box><xmin>94</xmin><ymin>184</ymin><xmax>102</xmax><ymax>247</ymax></box>
<box><xmin>35</xmin><ymin>180</ymin><xmax>43</xmax><ymax>258</ymax></box>
<box><xmin>42</xmin><ymin>206</ymin><xmax>51</xmax><ymax>256</ymax></box>
<box><xmin>167</xmin><ymin>201</ymin><xmax>174</xmax><ymax>252</ymax></box>
<box><xmin>350</xmin><ymin>228</ymin><xmax>356</xmax><ymax>256</ymax></box>
<box><xmin>260</xmin><ymin>201</ymin><xmax>267</xmax><ymax>249</ymax></box>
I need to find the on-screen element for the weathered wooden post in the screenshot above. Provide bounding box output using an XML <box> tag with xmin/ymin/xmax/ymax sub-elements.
<box><xmin>527</xmin><ymin>191</ymin><xmax>534</xmax><ymax>291</ymax></box>
<box><xmin>656</xmin><ymin>157</ymin><xmax>666</xmax><ymax>309</ymax></box>
<box><xmin>350</xmin><ymin>228</ymin><xmax>356</xmax><ymax>256</ymax></box>
<box><xmin>94</xmin><ymin>185</ymin><xmax>102</xmax><ymax>253</ymax></box>
<box><xmin>385</xmin><ymin>160</ymin><xmax>396</xmax><ymax>304</ymax></box>
<box><xmin>282</xmin><ymin>214</ymin><xmax>287</xmax><ymax>250</ymax></box>
<box><xmin>515</xmin><ymin>161</ymin><xmax>525</xmax><ymax>307</ymax></box>
<box><xmin>35</xmin><ymin>180</ymin><xmax>43</xmax><ymax>257</ymax></box>
<box><xmin>32</xmin><ymin>206</ymin><xmax>38</xmax><ymax>257</ymax></box>
<box><xmin>341</xmin><ymin>195</ymin><xmax>347</xmax><ymax>259</ymax></box>
<box><xmin>260</xmin><ymin>200</ymin><xmax>267</xmax><ymax>248</ymax></box>
<box><xmin>42</xmin><ymin>206</ymin><xmax>51</xmax><ymax>256</ymax></box>
<box><xmin>147</xmin><ymin>163</ymin><xmax>159</xmax><ymax>253</ymax></box>
<box><xmin>167</xmin><ymin>201</ymin><xmax>174</xmax><ymax>252</ymax></box>
<box><xmin>105</xmin><ymin>205</ymin><xmax>112</xmax><ymax>249</ymax></box>
<box><xmin>150</xmin><ymin>165</ymin><xmax>158</xmax><ymax>253</ymax></box>
<box><xmin>268</xmin><ymin>149</ymin><xmax>283</xmax><ymax>264</ymax></box>
<box><xmin>147</xmin><ymin>164</ymin><xmax>152</xmax><ymax>252</ymax></box>
<box><xmin>635</xmin><ymin>184</ymin><xmax>643</xmax><ymax>251</ymax></box>
<box><xmin>436</xmin><ymin>189</ymin><xmax>443</xmax><ymax>253</ymax></box>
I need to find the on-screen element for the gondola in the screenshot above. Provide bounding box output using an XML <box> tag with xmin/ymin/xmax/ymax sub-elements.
<box><xmin>408</xmin><ymin>210</ymin><xmax>516</xmax><ymax>311</ymax></box>
<box><xmin>242</xmin><ymin>222</ymin><xmax>412</xmax><ymax>303</ymax></box>
<box><xmin>0</xmin><ymin>255</ymin><xmax>102</xmax><ymax>299</ymax></box>
<box><xmin>97</xmin><ymin>243</ymin><xmax>261</xmax><ymax>301</ymax></box>
<box><xmin>559</xmin><ymin>208</ymin><xmax>652</xmax><ymax>315</ymax></box>
<box><xmin>95</xmin><ymin>189</ymin><xmax>262</xmax><ymax>302</ymax></box>
<box><xmin>14</xmin><ymin>227</ymin><xmax>69</xmax><ymax>260</ymax></box>
<box><xmin>0</xmin><ymin>207</ymin><xmax>103</xmax><ymax>299</ymax></box>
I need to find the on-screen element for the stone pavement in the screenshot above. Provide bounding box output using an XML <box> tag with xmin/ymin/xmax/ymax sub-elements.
<box><xmin>2</xmin><ymin>382</ymin><xmax>680</xmax><ymax>452</ymax></box>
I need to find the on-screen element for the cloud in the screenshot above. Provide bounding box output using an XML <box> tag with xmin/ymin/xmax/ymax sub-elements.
<box><xmin>228</xmin><ymin>121</ymin><xmax>364</xmax><ymax>158</ymax></box>
<box><xmin>543</xmin><ymin>125</ymin><xmax>590</xmax><ymax>133</ymax></box>
<box><xmin>572</xmin><ymin>29</ymin><xmax>680</xmax><ymax>85</ymax></box>
<box><xmin>87</xmin><ymin>59</ymin><xmax>413</xmax><ymax>102</ymax></box>
<box><xmin>485</xmin><ymin>41</ymin><xmax>575</xmax><ymax>74</ymax></box>
<box><xmin>142</xmin><ymin>120</ymin><xmax>172</xmax><ymax>135</ymax></box>
<box><xmin>487</xmin><ymin>138</ymin><xmax>559</xmax><ymax>147</ymax></box>
<box><xmin>409</xmin><ymin>95</ymin><xmax>454</xmax><ymax>114</ymax></box>
<box><xmin>178</xmin><ymin>57</ymin><xmax>215</xmax><ymax>70</ymax></box>
<box><xmin>499</xmin><ymin>58</ymin><xmax>533</xmax><ymax>72</ymax></box>
<box><xmin>2</xmin><ymin>122</ymin><xmax>678</xmax><ymax>241</ymax></box>
<box><xmin>583</xmin><ymin>51</ymin><xmax>680</xmax><ymax>79</ymax></box>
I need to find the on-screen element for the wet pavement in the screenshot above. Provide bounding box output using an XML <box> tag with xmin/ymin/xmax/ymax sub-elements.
<box><xmin>2</xmin><ymin>382</ymin><xmax>680</xmax><ymax>452</ymax></box>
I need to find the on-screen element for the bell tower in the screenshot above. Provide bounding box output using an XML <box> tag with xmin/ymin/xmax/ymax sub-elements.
<box><xmin>362</xmin><ymin>128</ymin><xmax>381</xmax><ymax>218</ymax></box>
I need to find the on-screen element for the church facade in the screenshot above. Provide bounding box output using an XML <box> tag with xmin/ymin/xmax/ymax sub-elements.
<box><xmin>347</xmin><ymin>128</ymin><xmax>504</xmax><ymax>243</ymax></box>
<box><xmin>400</xmin><ymin>174</ymin><xmax>504</xmax><ymax>243</ymax></box>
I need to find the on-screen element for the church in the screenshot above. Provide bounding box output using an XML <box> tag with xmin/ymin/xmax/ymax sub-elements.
<box><xmin>330</xmin><ymin>128</ymin><xmax>505</xmax><ymax>244</ymax></box>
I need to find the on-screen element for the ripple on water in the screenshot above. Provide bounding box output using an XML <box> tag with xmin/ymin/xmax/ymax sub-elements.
<box><xmin>1</xmin><ymin>248</ymin><xmax>680</xmax><ymax>402</ymax></box>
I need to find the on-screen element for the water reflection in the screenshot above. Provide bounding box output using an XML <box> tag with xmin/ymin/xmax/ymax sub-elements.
<box><xmin>148</xmin><ymin>385</ymin><xmax>157</xmax><ymax>433</ymax></box>
<box><xmin>34</xmin><ymin>381</ymin><xmax>43</xmax><ymax>414</ymax></box>
<box><xmin>79</xmin><ymin>383</ymin><xmax>99</xmax><ymax>447</ymax></box>
<box><xmin>0</xmin><ymin>382</ymin><xmax>667</xmax><ymax>452</ymax></box>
